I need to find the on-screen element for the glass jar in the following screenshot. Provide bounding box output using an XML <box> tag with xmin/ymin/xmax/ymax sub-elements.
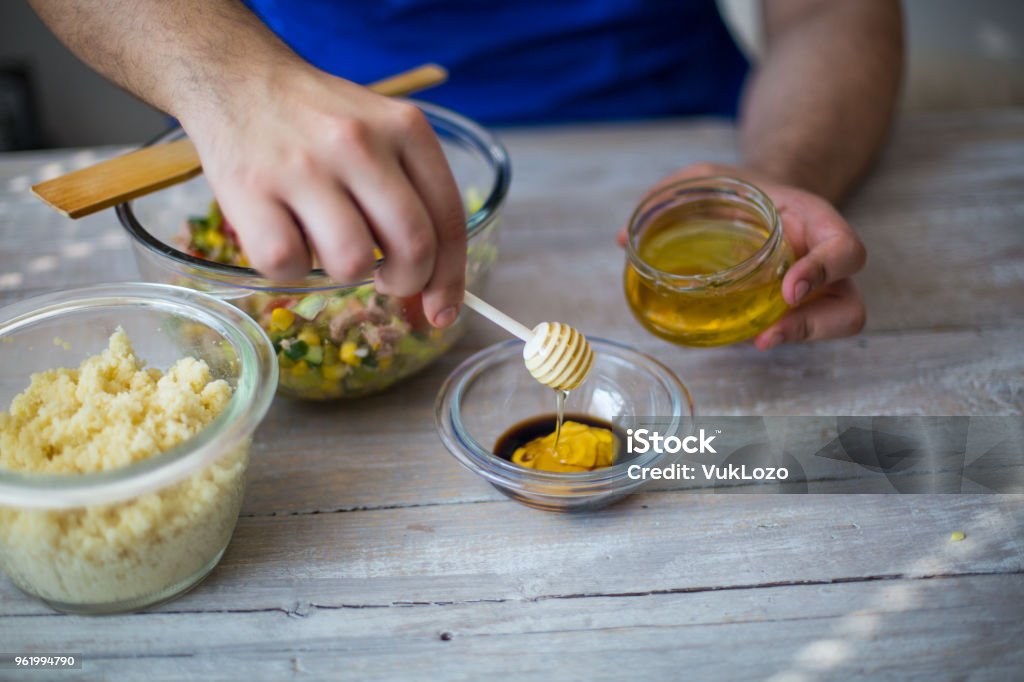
<box><xmin>0</xmin><ymin>283</ymin><xmax>277</xmax><ymax>614</ymax></box>
<box><xmin>624</xmin><ymin>177</ymin><xmax>794</xmax><ymax>346</ymax></box>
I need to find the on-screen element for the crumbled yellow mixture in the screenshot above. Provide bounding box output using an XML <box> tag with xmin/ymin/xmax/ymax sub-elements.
<box><xmin>512</xmin><ymin>420</ymin><xmax>616</xmax><ymax>473</ymax></box>
<box><xmin>0</xmin><ymin>329</ymin><xmax>231</xmax><ymax>474</ymax></box>
<box><xmin>0</xmin><ymin>330</ymin><xmax>247</xmax><ymax>610</ymax></box>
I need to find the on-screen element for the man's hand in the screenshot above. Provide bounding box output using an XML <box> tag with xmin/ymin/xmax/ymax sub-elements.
<box><xmin>619</xmin><ymin>1</ymin><xmax>897</xmax><ymax>348</ymax></box>
<box><xmin>27</xmin><ymin>0</ymin><xmax>467</xmax><ymax>329</ymax></box>
<box><xmin>184</xmin><ymin>65</ymin><xmax>466</xmax><ymax>328</ymax></box>
<box><xmin>618</xmin><ymin>163</ymin><xmax>867</xmax><ymax>349</ymax></box>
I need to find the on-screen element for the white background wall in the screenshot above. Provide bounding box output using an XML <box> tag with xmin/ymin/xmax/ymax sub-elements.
<box><xmin>720</xmin><ymin>0</ymin><xmax>1024</xmax><ymax>110</ymax></box>
<box><xmin>2</xmin><ymin>0</ymin><xmax>1023</xmax><ymax>148</ymax></box>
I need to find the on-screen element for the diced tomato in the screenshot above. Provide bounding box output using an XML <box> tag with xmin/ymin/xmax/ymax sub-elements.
<box><xmin>221</xmin><ymin>216</ymin><xmax>238</xmax><ymax>241</ymax></box>
<box><xmin>264</xmin><ymin>297</ymin><xmax>297</xmax><ymax>315</ymax></box>
<box><xmin>400</xmin><ymin>293</ymin><xmax>430</xmax><ymax>331</ymax></box>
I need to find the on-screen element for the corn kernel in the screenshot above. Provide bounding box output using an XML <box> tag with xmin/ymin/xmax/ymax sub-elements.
<box><xmin>322</xmin><ymin>343</ymin><xmax>339</xmax><ymax>366</ymax></box>
<box><xmin>464</xmin><ymin>186</ymin><xmax>485</xmax><ymax>214</ymax></box>
<box><xmin>291</xmin><ymin>360</ymin><xmax>309</xmax><ymax>376</ymax></box>
<box><xmin>340</xmin><ymin>342</ymin><xmax>360</xmax><ymax>366</ymax></box>
<box><xmin>379</xmin><ymin>356</ymin><xmax>393</xmax><ymax>369</ymax></box>
<box><xmin>270</xmin><ymin>307</ymin><xmax>295</xmax><ymax>332</ymax></box>
<box><xmin>323</xmin><ymin>364</ymin><xmax>347</xmax><ymax>381</ymax></box>
<box><xmin>950</xmin><ymin>531</ymin><xmax>966</xmax><ymax>542</ymax></box>
<box><xmin>207</xmin><ymin>230</ymin><xmax>225</xmax><ymax>248</ymax></box>
<box><xmin>298</xmin><ymin>326</ymin><xmax>321</xmax><ymax>347</ymax></box>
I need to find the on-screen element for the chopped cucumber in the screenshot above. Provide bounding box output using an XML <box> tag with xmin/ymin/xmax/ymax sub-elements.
<box><xmin>304</xmin><ymin>345</ymin><xmax>324</xmax><ymax>365</ymax></box>
<box><xmin>292</xmin><ymin>294</ymin><xmax>327</xmax><ymax>320</ymax></box>
<box><xmin>208</xmin><ymin>200</ymin><xmax>222</xmax><ymax>232</ymax></box>
<box><xmin>283</xmin><ymin>340</ymin><xmax>309</xmax><ymax>361</ymax></box>
<box><xmin>397</xmin><ymin>334</ymin><xmax>426</xmax><ymax>355</ymax></box>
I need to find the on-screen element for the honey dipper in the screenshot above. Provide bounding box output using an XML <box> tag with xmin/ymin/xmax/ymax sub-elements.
<box><xmin>462</xmin><ymin>292</ymin><xmax>594</xmax><ymax>391</ymax></box>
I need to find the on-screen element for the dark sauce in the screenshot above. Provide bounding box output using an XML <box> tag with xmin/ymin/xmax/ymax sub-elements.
<box><xmin>493</xmin><ymin>413</ymin><xmax>631</xmax><ymax>466</ymax></box>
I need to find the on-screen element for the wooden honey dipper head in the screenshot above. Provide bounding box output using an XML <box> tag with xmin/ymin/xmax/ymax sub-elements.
<box><xmin>461</xmin><ymin>292</ymin><xmax>595</xmax><ymax>392</ymax></box>
<box><xmin>522</xmin><ymin>322</ymin><xmax>594</xmax><ymax>392</ymax></box>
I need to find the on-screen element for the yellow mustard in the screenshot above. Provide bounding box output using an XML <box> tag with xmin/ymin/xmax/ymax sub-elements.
<box><xmin>512</xmin><ymin>421</ymin><xmax>616</xmax><ymax>473</ymax></box>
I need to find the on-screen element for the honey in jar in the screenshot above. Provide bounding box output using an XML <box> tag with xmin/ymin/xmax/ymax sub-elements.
<box><xmin>624</xmin><ymin>177</ymin><xmax>793</xmax><ymax>346</ymax></box>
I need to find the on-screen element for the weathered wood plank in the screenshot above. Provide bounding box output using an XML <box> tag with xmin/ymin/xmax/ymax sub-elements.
<box><xmin>4</xmin><ymin>573</ymin><xmax>1021</xmax><ymax>682</ymax></box>
<box><xmin>0</xmin><ymin>288</ymin><xmax>1017</xmax><ymax>517</ymax></box>
<box><xmin>234</xmin><ymin>325</ymin><xmax>1022</xmax><ymax>517</ymax></box>
<box><xmin>498</xmin><ymin>109</ymin><xmax>1024</xmax><ymax>213</ymax></box>
<box><xmin>2</xmin><ymin>495</ymin><xmax>1020</xmax><ymax>616</ymax></box>
<box><xmin>495</xmin><ymin>112</ymin><xmax>1024</xmax><ymax>334</ymax></box>
<box><xmin>1</xmin><ymin>111</ymin><xmax>1022</xmax><ymax>330</ymax></box>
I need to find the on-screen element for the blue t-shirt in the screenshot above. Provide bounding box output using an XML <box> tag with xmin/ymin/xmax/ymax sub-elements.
<box><xmin>242</xmin><ymin>0</ymin><xmax>749</xmax><ymax>124</ymax></box>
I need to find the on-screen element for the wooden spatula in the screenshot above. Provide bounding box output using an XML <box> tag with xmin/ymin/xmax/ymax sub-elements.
<box><xmin>32</xmin><ymin>64</ymin><xmax>448</xmax><ymax>219</ymax></box>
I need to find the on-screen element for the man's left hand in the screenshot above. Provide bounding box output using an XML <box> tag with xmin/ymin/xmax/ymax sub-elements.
<box><xmin>617</xmin><ymin>163</ymin><xmax>867</xmax><ymax>350</ymax></box>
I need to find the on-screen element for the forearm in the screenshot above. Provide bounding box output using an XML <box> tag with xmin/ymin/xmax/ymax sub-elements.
<box><xmin>738</xmin><ymin>0</ymin><xmax>903</xmax><ymax>204</ymax></box>
<box><xmin>30</xmin><ymin>0</ymin><xmax>467</xmax><ymax>321</ymax></box>
<box><xmin>27</xmin><ymin>0</ymin><xmax>303</xmax><ymax>126</ymax></box>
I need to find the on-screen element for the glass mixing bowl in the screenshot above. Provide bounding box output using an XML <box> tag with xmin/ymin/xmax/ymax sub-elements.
<box><xmin>119</xmin><ymin>101</ymin><xmax>510</xmax><ymax>400</ymax></box>
<box><xmin>0</xmin><ymin>283</ymin><xmax>277</xmax><ymax>614</ymax></box>
<box><xmin>436</xmin><ymin>338</ymin><xmax>695</xmax><ymax>512</ymax></box>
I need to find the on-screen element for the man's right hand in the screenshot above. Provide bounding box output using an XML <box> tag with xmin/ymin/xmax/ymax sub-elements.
<box><xmin>182</xmin><ymin>64</ymin><xmax>467</xmax><ymax>328</ymax></box>
<box><xmin>27</xmin><ymin>0</ymin><xmax>466</xmax><ymax>329</ymax></box>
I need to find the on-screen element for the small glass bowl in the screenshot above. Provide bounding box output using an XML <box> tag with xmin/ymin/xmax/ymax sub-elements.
<box><xmin>435</xmin><ymin>338</ymin><xmax>694</xmax><ymax>512</ymax></box>
<box><xmin>118</xmin><ymin>101</ymin><xmax>510</xmax><ymax>401</ymax></box>
<box><xmin>624</xmin><ymin>176</ymin><xmax>794</xmax><ymax>346</ymax></box>
<box><xmin>0</xmin><ymin>283</ymin><xmax>277</xmax><ymax>614</ymax></box>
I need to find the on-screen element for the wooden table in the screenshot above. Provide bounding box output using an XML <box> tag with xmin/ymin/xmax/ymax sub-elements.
<box><xmin>0</xmin><ymin>110</ymin><xmax>1021</xmax><ymax>680</ymax></box>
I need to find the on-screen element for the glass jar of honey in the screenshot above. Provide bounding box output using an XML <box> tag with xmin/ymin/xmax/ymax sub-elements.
<box><xmin>624</xmin><ymin>177</ymin><xmax>794</xmax><ymax>346</ymax></box>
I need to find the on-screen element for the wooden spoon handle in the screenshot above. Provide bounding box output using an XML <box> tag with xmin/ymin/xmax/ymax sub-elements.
<box><xmin>365</xmin><ymin>63</ymin><xmax>448</xmax><ymax>98</ymax></box>
<box><xmin>31</xmin><ymin>64</ymin><xmax>449</xmax><ymax>219</ymax></box>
